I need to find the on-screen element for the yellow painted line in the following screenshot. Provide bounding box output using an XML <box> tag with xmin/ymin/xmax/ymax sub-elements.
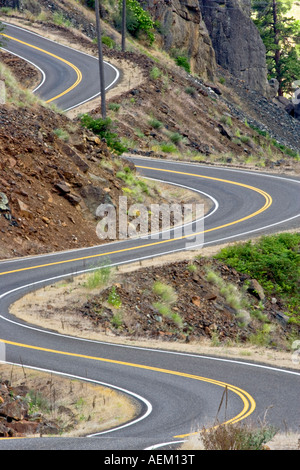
<box><xmin>0</xmin><ymin>338</ymin><xmax>256</xmax><ymax>436</ymax></box>
<box><xmin>1</xmin><ymin>34</ymin><xmax>82</xmax><ymax>103</ymax></box>
<box><xmin>0</xmin><ymin>167</ymin><xmax>272</xmax><ymax>277</ymax></box>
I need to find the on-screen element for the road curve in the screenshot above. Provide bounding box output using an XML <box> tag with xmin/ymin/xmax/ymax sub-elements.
<box><xmin>0</xmin><ymin>23</ymin><xmax>300</xmax><ymax>451</ymax></box>
<box><xmin>1</xmin><ymin>21</ymin><xmax>119</xmax><ymax>111</ymax></box>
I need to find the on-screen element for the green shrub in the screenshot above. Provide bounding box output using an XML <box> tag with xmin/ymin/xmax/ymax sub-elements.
<box><xmin>114</xmin><ymin>0</ymin><xmax>155</xmax><ymax>45</ymax></box>
<box><xmin>148</xmin><ymin>117</ymin><xmax>163</xmax><ymax>129</ymax></box>
<box><xmin>108</xmin><ymin>102</ymin><xmax>121</xmax><ymax>112</ymax></box>
<box><xmin>53</xmin><ymin>128</ymin><xmax>69</xmax><ymax>142</ymax></box>
<box><xmin>184</xmin><ymin>86</ymin><xmax>196</xmax><ymax>96</ymax></box>
<box><xmin>152</xmin><ymin>281</ymin><xmax>177</xmax><ymax>304</ymax></box>
<box><xmin>84</xmin><ymin>265</ymin><xmax>112</xmax><ymax>289</ymax></box>
<box><xmin>25</xmin><ymin>390</ymin><xmax>50</xmax><ymax>415</ymax></box>
<box><xmin>116</xmin><ymin>166</ymin><xmax>150</xmax><ymax>203</ymax></box>
<box><xmin>200</xmin><ymin>421</ymin><xmax>277</xmax><ymax>450</ymax></box>
<box><xmin>160</xmin><ymin>143</ymin><xmax>177</xmax><ymax>153</ymax></box>
<box><xmin>108</xmin><ymin>286</ymin><xmax>122</xmax><ymax>308</ymax></box>
<box><xmin>53</xmin><ymin>11</ymin><xmax>72</xmax><ymax>27</ymax></box>
<box><xmin>150</xmin><ymin>66</ymin><xmax>161</xmax><ymax>80</ymax></box>
<box><xmin>175</xmin><ymin>55</ymin><xmax>191</xmax><ymax>73</ymax></box>
<box><xmin>80</xmin><ymin>114</ymin><xmax>127</xmax><ymax>155</ymax></box>
<box><xmin>169</xmin><ymin>132</ymin><xmax>182</xmax><ymax>145</ymax></box>
<box><xmin>102</xmin><ymin>36</ymin><xmax>116</xmax><ymax>49</ymax></box>
<box><xmin>221</xmin><ymin>115</ymin><xmax>233</xmax><ymax>127</ymax></box>
<box><xmin>215</xmin><ymin>233</ymin><xmax>300</xmax><ymax>322</ymax></box>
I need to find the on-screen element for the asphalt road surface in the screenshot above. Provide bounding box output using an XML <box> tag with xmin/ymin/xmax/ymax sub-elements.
<box><xmin>0</xmin><ymin>22</ymin><xmax>299</xmax><ymax>451</ymax></box>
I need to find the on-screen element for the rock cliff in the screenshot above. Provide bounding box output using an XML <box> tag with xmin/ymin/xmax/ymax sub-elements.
<box><xmin>143</xmin><ymin>0</ymin><xmax>216</xmax><ymax>81</ymax></box>
<box><xmin>198</xmin><ymin>0</ymin><xmax>268</xmax><ymax>95</ymax></box>
<box><xmin>142</xmin><ymin>0</ymin><xmax>268</xmax><ymax>94</ymax></box>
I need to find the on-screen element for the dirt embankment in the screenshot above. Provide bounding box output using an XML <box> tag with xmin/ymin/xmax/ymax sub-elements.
<box><xmin>11</xmin><ymin>252</ymin><xmax>299</xmax><ymax>368</ymax></box>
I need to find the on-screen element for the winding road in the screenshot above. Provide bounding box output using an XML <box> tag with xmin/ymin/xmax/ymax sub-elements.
<box><xmin>0</xmin><ymin>22</ymin><xmax>300</xmax><ymax>451</ymax></box>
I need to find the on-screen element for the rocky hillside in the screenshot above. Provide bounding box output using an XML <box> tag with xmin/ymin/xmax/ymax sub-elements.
<box><xmin>0</xmin><ymin>51</ymin><xmax>142</xmax><ymax>259</ymax></box>
<box><xmin>0</xmin><ymin>1</ymin><xmax>299</xmax><ymax>263</ymax></box>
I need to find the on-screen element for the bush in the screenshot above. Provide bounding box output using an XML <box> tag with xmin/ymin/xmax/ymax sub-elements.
<box><xmin>169</xmin><ymin>132</ymin><xmax>182</xmax><ymax>145</ymax></box>
<box><xmin>114</xmin><ymin>0</ymin><xmax>155</xmax><ymax>45</ymax></box>
<box><xmin>152</xmin><ymin>281</ymin><xmax>177</xmax><ymax>304</ymax></box>
<box><xmin>80</xmin><ymin>114</ymin><xmax>127</xmax><ymax>155</ymax></box>
<box><xmin>116</xmin><ymin>166</ymin><xmax>150</xmax><ymax>201</ymax></box>
<box><xmin>215</xmin><ymin>233</ymin><xmax>300</xmax><ymax>322</ymax></box>
<box><xmin>84</xmin><ymin>265</ymin><xmax>112</xmax><ymax>289</ymax></box>
<box><xmin>185</xmin><ymin>86</ymin><xmax>196</xmax><ymax>96</ymax></box>
<box><xmin>108</xmin><ymin>102</ymin><xmax>121</xmax><ymax>112</ymax></box>
<box><xmin>102</xmin><ymin>36</ymin><xmax>116</xmax><ymax>49</ymax></box>
<box><xmin>160</xmin><ymin>143</ymin><xmax>177</xmax><ymax>153</ymax></box>
<box><xmin>149</xmin><ymin>66</ymin><xmax>161</xmax><ymax>80</ymax></box>
<box><xmin>148</xmin><ymin>117</ymin><xmax>163</xmax><ymax>129</ymax></box>
<box><xmin>200</xmin><ymin>421</ymin><xmax>277</xmax><ymax>450</ymax></box>
<box><xmin>108</xmin><ymin>286</ymin><xmax>122</xmax><ymax>308</ymax></box>
<box><xmin>175</xmin><ymin>56</ymin><xmax>190</xmax><ymax>73</ymax></box>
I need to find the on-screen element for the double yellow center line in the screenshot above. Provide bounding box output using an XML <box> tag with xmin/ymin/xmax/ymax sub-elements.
<box><xmin>0</xmin><ymin>338</ymin><xmax>256</xmax><ymax>437</ymax></box>
<box><xmin>1</xmin><ymin>33</ymin><xmax>82</xmax><ymax>103</ymax></box>
<box><xmin>0</xmin><ymin>167</ymin><xmax>272</xmax><ymax>277</ymax></box>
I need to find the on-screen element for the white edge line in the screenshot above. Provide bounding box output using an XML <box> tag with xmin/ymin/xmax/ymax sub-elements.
<box><xmin>2</xmin><ymin>21</ymin><xmax>120</xmax><ymax>111</ymax></box>
<box><xmin>144</xmin><ymin>440</ymin><xmax>185</xmax><ymax>450</ymax></box>
<box><xmin>131</xmin><ymin>155</ymin><xmax>300</xmax><ymax>184</ymax></box>
<box><xmin>0</xmin><ymin>360</ymin><xmax>152</xmax><ymax>437</ymax></box>
<box><xmin>0</xmin><ymin>54</ymin><xmax>298</xmax><ymax>376</ymax></box>
<box><xmin>1</xmin><ymin>47</ymin><xmax>46</xmax><ymax>92</ymax></box>
<box><xmin>0</xmin><ymin>176</ymin><xmax>218</xmax><ymax>265</ymax></box>
<box><xmin>1</xmin><ymin>251</ymin><xmax>300</xmax><ymax>377</ymax></box>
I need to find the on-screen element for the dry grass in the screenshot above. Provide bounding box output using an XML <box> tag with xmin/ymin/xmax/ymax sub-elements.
<box><xmin>180</xmin><ymin>427</ymin><xmax>300</xmax><ymax>450</ymax></box>
<box><xmin>0</xmin><ymin>362</ymin><xmax>138</xmax><ymax>437</ymax></box>
<box><xmin>179</xmin><ymin>387</ymin><xmax>299</xmax><ymax>450</ymax></box>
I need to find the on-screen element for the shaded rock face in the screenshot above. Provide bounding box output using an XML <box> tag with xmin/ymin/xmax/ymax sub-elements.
<box><xmin>144</xmin><ymin>0</ymin><xmax>216</xmax><ymax>81</ymax></box>
<box><xmin>198</xmin><ymin>0</ymin><xmax>268</xmax><ymax>95</ymax></box>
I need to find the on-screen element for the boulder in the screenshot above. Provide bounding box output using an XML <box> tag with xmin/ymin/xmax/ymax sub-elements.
<box><xmin>16</xmin><ymin>198</ymin><xmax>33</xmax><ymax>218</ymax></box>
<box><xmin>266</xmin><ymin>78</ymin><xmax>279</xmax><ymax>99</ymax></box>
<box><xmin>0</xmin><ymin>192</ymin><xmax>9</xmax><ymax>212</ymax></box>
<box><xmin>247</xmin><ymin>279</ymin><xmax>265</xmax><ymax>302</ymax></box>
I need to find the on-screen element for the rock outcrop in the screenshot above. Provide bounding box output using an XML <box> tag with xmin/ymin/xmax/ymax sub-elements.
<box><xmin>198</xmin><ymin>0</ymin><xmax>268</xmax><ymax>95</ymax></box>
<box><xmin>142</xmin><ymin>0</ymin><xmax>268</xmax><ymax>94</ymax></box>
<box><xmin>144</xmin><ymin>0</ymin><xmax>216</xmax><ymax>81</ymax></box>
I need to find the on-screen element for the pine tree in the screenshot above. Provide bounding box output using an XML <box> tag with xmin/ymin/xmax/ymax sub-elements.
<box><xmin>252</xmin><ymin>0</ymin><xmax>300</xmax><ymax>95</ymax></box>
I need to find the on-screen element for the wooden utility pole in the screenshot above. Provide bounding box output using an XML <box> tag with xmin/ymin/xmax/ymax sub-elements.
<box><xmin>95</xmin><ymin>0</ymin><xmax>106</xmax><ymax>118</ymax></box>
<box><xmin>122</xmin><ymin>0</ymin><xmax>126</xmax><ymax>52</ymax></box>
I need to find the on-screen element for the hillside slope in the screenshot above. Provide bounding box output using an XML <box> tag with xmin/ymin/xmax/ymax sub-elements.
<box><xmin>0</xmin><ymin>2</ymin><xmax>300</xmax><ymax>259</ymax></box>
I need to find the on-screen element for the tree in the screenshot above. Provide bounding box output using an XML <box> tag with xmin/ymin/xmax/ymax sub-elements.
<box><xmin>252</xmin><ymin>0</ymin><xmax>300</xmax><ymax>95</ymax></box>
<box><xmin>115</xmin><ymin>0</ymin><xmax>155</xmax><ymax>45</ymax></box>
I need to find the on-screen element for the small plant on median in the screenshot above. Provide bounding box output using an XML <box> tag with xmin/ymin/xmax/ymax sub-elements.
<box><xmin>152</xmin><ymin>281</ymin><xmax>178</xmax><ymax>304</ymax></box>
<box><xmin>84</xmin><ymin>263</ymin><xmax>112</xmax><ymax>289</ymax></box>
<box><xmin>150</xmin><ymin>66</ymin><xmax>161</xmax><ymax>80</ymax></box>
<box><xmin>205</xmin><ymin>268</ymin><xmax>250</xmax><ymax>325</ymax></box>
<box><xmin>107</xmin><ymin>286</ymin><xmax>122</xmax><ymax>308</ymax></box>
<box><xmin>200</xmin><ymin>420</ymin><xmax>277</xmax><ymax>450</ymax></box>
<box><xmin>152</xmin><ymin>281</ymin><xmax>182</xmax><ymax>327</ymax></box>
